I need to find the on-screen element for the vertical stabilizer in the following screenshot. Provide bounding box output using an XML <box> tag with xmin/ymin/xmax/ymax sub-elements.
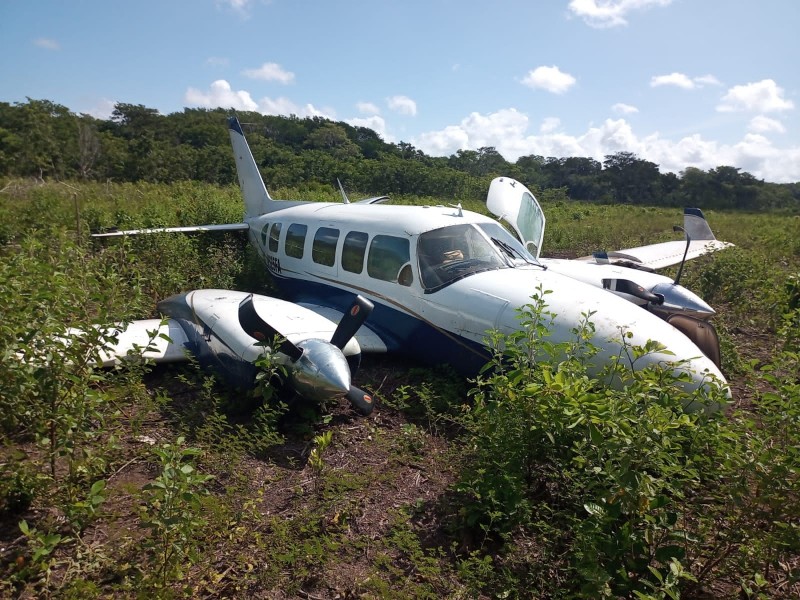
<box><xmin>228</xmin><ymin>116</ymin><xmax>272</xmax><ymax>218</ymax></box>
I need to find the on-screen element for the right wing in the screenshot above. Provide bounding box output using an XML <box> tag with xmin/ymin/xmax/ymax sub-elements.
<box><xmin>578</xmin><ymin>208</ymin><xmax>733</xmax><ymax>270</ymax></box>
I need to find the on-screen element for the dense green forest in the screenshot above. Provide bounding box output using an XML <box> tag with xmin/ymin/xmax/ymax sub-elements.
<box><xmin>1</xmin><ymin>98</ymin><xmax>798</xmax><ymax>211</ymax></box>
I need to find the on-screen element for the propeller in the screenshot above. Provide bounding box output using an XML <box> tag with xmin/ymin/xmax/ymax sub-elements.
<box><xmin>331</xmin><ymin>295</ymin><xmax>375</xmax><ymax>416</ymax></box>
<box><xmin>238</xmin><ymin>295</ymin><xmax>304</xmax><ymax>361</ymax></box>
<box><xmin>330</xmin><ymin>295</ymin><xmax>374</xmax><ymax>350</ymax></box>
<box><xmin>602</xmin><ymin>278</ymin><xmax>664</xmax><ymax>305</ymax></box>
<box><xmin>346</xmin><ymin>386</ymin><xmax>375</xmax><ymax>415</ymax></box>
<box><xmin>237</xmin><ymin>294</ymin><xmax>376</xmax><ymax>415</ymax></box>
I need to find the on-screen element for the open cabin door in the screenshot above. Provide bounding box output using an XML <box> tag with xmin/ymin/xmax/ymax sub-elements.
<box><xmin>486</xmin><ymin>177</ymin><xmax>546</xmax><ymax>259</ymax></box>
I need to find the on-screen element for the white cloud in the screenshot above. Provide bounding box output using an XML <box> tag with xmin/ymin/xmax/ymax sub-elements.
<box><xmin>257</xmin><ymin>96</ymin><xmax>334</xmax><ymax>119</ymax></box>
<box><xmin>731</xmin><ymin>135</ymin><xmax>800</xmax><ymax>183</ymax></box>
<box><xmin>346</xmin><ymin>115</ymin><xmax>392</xmax><ymax>142</ymax></box>
<box><xmin>413</xmin><ymin>108</ymin><xmax>800</xmax><ymax>183</ymax></box>
<box><xmin>748</xmin><ymin>115</ymin><xmax>786</xmax><ymax>134</ymax></box>
<box><xmin>521</xmin><ymin>65</ymin><xmax>577</xmax><ymax>94</ymax></box>
<box><xmin>387</xmin><ymin>95</ymin><xmax>417</xmax><ymax>116</ymax></box>
<box><xmin>414</xmin><ymin>125</ymin><xmax>470</xmax><ymax>156</ymax></box>
<box><xmin>216</xmin><ymin>0</ymin><xmax>253</xmax><ymax>16</ymax></box>
<box><xmin>34</xmin><ymin>37</ymin><xmax>60</xmax><ymax>50</ymax></box>
<box><xmin>651</xmin><ymin>72</ymin><xmax>722</xmax><ymax>90</ymax></box>
<box><xmin>414</xmin><ymin>108</ymin><xmax>529</xmax><ymax>157</ymax></box>
<box><xmin>694</xmin><ymin>74</ymin><xmax>722</xmax><ymax>87</ymax></box>
<box><xmin>185</xmin><ymin>79</ymin><xmax>258</xmax><ymax>111</ymax></box>
<box><xmin>356</xmin><ymin>102</ymin><xmax>380</xmax><ymax>115</ymax></box>
<box><xmin>206</xmin><ymin>56</ymin><xmax>229</xmax><ymax>67</ymax></box>
<box><xmin>242</xmin><ymin>62</ymin><xmax>295</xmax><ymax>84</ymax></box>
<box><xmin>81</xmin><ymin>98</ymin><xmax>116</xmax><ymax>120</ymax></box>
<box><xmin>612</xmin><ymin>102</ymin><xmax>639</xmax><ymax>114</ymax></box>
<box><xmin>185</xmin><ymin>80</ymin><xmax>334</xmax><ymax>119</ymax></box>
<box><xmin>568</xmin><ymin>0</ymin><xmax>674</xmax><ymax>28</ymax></box>
<box><xmin>540</xmin><ymin>117</ymin><xmax>561</xmax><ymax>133</ymax></box>
<box><xmin>717</xmin><ymin>79</ymin><xmax>794</xmax><ymax>113</ymax></box>
<box><xmin>650</xmin><ymin>72</ymin><xmax>695</xmax><ymax>89</ymax></box>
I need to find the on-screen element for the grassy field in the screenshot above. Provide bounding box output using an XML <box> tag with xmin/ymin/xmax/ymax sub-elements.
<box><xmin>1</xmin><ymin>179</ymin><xmax>798</xmax><ymax>599</ymax></box>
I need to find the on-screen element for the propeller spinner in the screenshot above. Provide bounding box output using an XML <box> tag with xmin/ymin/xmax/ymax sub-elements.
<box><xmin>238</xmin><ymin>294</ymin><xmax>376</xmax><ymax>415</ymax></box>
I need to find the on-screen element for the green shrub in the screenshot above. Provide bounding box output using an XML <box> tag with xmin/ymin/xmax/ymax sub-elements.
<box><xmin>455</xmin><ymin>291</ymin><xmax>731</xmax><ymax>597</ymax></box>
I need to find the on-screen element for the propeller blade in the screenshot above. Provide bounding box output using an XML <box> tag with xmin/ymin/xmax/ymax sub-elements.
<box><xmin>238</xmin><ymin>294</ymin><xmax>304</xmax><ymax>361</ymax></box>
<box><xmin>346</xmin><ymin>385</ymin><xmax>375</xmax><ymax>415</ymax></box>
<box><xmin>602</xmin><ymin>279</ymin><xmax>664</xmax><ymax>305</ymax></box>
<box><xmin>329</xmin><ymin>295</ymin><xmax>374</xmax><ymax>350</ymax></box>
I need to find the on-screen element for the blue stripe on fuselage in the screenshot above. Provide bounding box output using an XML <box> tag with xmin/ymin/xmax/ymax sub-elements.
<box><xmin>271</xmin><ymin>273</ymin><xmax>492</xmax><ymax>376</ymax></box>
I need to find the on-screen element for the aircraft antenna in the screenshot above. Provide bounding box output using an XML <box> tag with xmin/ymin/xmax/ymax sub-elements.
<box><xmin>448</xmin><ymin>203</ymin><xmax>463</xmax><ymax>217</ymax></box>
<box><xmin>672</xmin><ymin>225</ymin><xmax>692</xmax><ymax>286</ymax></box>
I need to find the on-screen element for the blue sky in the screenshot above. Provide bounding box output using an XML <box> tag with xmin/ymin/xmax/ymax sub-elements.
<box><xmin>2</xmin><ymin>0</ymin><xmax>798</xmax><ymax>183</ymax></box>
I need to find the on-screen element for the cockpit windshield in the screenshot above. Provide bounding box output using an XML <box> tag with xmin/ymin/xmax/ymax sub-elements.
<box><xmin>417</xmin><ymin>223</ymin><xmax>535</xmax><ymax>292</ymax></box>
<box><xmin>476</xmin><ymin>222</ymin><xmax>538</xmax><ymax>265</ymax></box>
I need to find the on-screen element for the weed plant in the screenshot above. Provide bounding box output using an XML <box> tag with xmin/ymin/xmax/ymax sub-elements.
<box><xmin>454</xmin><ymin>293</ymin><xmax>800</xmax><ymax>598</ymax></box>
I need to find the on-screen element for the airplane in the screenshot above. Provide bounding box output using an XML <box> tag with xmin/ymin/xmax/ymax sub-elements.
<box><xmin>92</xmin><ymin>116</ymin><xmax>734</xmax><ymax>415</ymax></box>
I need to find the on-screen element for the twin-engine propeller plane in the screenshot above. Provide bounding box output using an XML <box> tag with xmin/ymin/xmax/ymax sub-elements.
<box><xmin>94</xmin><ymin>116</ymin><xmax>733</xmax><ymax>414</ymax></box>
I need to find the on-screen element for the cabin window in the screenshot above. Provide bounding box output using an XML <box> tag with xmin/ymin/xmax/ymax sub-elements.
<box><xmin>285</xmin><ymin>223</ymin><xmax>307</xmax><ymax>259</ymax></box>
<box><xmin>312</xmin><ymin>227</ymin><xmax>339</xmax><ymax>267</ymax></box>
<box><xmin>260</xmin><ymin>222</ymin><xmax>270</xmax><ymax>246</ymax></box>
<box><xmin>342</xmin><ymin>231</ymin><xmax>368</xmax><ymax>273</ymax></box>
<box><xmin>268</xmin><ymin>222</ymin><xmax>282</xmax><ymax>253</ymax></box>
<box><xmin>367</xmin><ymin>235</ymin><xmax>410</xmax><ymax>282</ymax></box>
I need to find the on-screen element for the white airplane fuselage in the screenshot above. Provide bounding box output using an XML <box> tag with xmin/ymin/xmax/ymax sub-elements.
<box><xmin>241</xmin><ymin>200</ymin><xmax>726</xmax><ymax>400</ymax></box>
<box><xmin>89</xmin><ymin>116</ymin><xmax>730</xmax><ymax>411</ymax></box>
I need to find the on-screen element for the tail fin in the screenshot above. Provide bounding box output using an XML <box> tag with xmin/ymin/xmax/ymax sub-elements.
<box><xmin>683</xmin><ymin>208</ymin><xmax>716</xmax><ymax>241</ymax></box>
<box><xmin>228</xmin><ymin>116</ymin><xmax>274</xmax><ymax>218</ymax></box>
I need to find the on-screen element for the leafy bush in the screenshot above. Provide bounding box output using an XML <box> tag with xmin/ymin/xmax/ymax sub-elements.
<box><xmin>456</xmin><ymin>290</ymin><xmax>800</xmax><ymax>598</ymax></box>
<box><xmin>138</xmin><ymin>436</ymin><xmax>213</xmax><ymax>587</ymax></box>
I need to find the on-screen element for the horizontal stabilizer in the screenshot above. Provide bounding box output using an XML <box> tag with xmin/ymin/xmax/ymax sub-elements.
<box><xmin>92</xmin><ymin>223</ymin><xmax>249</xmax><ymax>237</ymax></box>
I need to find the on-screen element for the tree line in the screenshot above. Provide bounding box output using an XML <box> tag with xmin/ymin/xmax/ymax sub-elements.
<box><xmin>1</xmin><ymin>98</ymin><xmax>798</xmax><ymax>211</ymax></box>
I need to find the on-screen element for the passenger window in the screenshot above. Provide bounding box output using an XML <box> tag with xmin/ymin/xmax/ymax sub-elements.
<box><xmin>312</xmin><ymin>227</ymin><xmax>339</xmax><ymax>267</ymax></box>
<box><xmin>367</xmin><ymin>235</ymin><xmax>410</xmax><ymax>282</ymax></box>
<box><xmin>260</xmin><ymin>222</ymin><xmax>270</xmax><ymax>246</ymax></box>
<box><xmin>285</xmin><ymin>223</ymin><xmax>307</xmax><ymax>259</ymax></box>
<box><xmin>398</xmin><ymin>263</ymin><xmax>413</xmax><ymax>287</ymax></box>
<box><xmin>268</xmin><ymin>222</ymin><xmax>282</xmax><ymax>253</ymax></box>
<box><xmin>342</xmin><ymin>231</ymin><xmax>368</xmax><ymax>273</ymax></box>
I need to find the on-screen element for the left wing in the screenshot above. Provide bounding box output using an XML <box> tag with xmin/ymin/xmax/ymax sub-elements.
<box><xmin>78</xmin><ymin>290</ymin><xmax>376</xmax><ymax>414</ymax></box>
<box><xmin>89</xmin><ymin>319</ymin><xmax>190</xmax><ymax>366</ymax></box>
<box><xmin>298</xmin><ymin>303</ymin><xmax>388</xmax><ymax>353</ymax></box>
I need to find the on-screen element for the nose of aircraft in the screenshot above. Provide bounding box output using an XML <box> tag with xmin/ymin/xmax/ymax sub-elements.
<box><xmin>496</xmin><ymin>269</ymin><xmax>731</xmax><ymax>411</ymax></box>
<box><xmin>612</xmin><ymin>338</ymin><xmax>731</xmax><ymax>411</ymax></box>
<box><xmin>289</xmin><ymin>338</ymin><xmax>352</xmax><ymax>402</ymax></box>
